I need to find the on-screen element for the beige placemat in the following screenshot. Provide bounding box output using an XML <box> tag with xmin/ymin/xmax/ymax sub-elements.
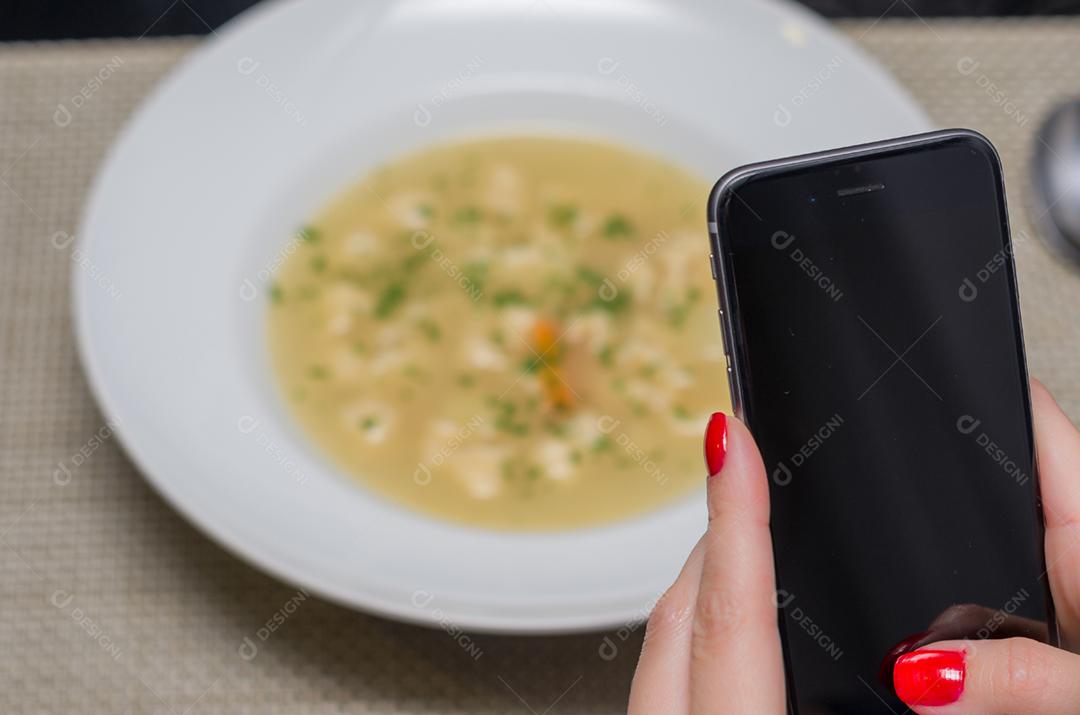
<box><xmin>1</xmin><ymin>17</ymin><xmax>1079</xmax><ymax>715</ymax></box>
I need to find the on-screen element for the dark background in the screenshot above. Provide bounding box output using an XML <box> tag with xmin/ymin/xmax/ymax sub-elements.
<box><xmin>1</xmin><ymin>0</ymin><xmax>1078</xmax><ymax>41</ymax></box>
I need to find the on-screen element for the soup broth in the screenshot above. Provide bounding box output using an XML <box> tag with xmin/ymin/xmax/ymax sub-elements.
<box><xmin>268</xmin><ymin>136</ymin><xmax>729</xmax><ymax>530</ymax></box>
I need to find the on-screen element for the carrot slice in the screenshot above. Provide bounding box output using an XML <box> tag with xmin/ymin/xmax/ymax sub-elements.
<box><xmin>533</xmin><ymin>319</ymin><xmax>561</xmax><ymax>356</ymax></box>
<box><xmin>531</xmin><ymin>318</ymin><xmax>573</xmax><ymax>409</ymax></box>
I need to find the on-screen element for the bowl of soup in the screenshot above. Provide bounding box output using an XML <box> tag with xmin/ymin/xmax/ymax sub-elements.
<box><xmin>73</xmin><ymin>0</ymin><xmax>930</xmax><ymax>631</ymax></box>
<box><xmin>268</xmin><ymin>136</ymin><xmax>728</xmax><ymax>530</ymax></box>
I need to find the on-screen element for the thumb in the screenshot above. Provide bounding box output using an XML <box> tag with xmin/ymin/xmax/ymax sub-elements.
<box><xmin>894</xmin><ymin>639</ymin><xmax>1080</xmax><ymax>714</ymax></box>
<box><xmin>692</xmin><ymin>412</ymin><xmax>786</xmax><ymax>713</ymax></box>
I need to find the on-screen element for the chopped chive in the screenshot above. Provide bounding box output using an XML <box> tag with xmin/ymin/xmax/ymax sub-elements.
<box><xmin>548</xmin><ymin>204</ymin><xmax>578</xmax><ymax>228</ymax></box>
<box><xmin>352</xmin><ymin>341</ymin><xmax>366</xmax><ymax>355</ymax></box>
<box><xmin>667</xmin><ymin>303</ymin><xmax>690</xmax><ymax>328</ymax></box>
<box><xmin>359</xmin><ymin>415</ymin><xmax>378</xmax><ymax>431</ymax></box>
<box><xmin>307</xmin><ymin>365</ymin><xmax>330</xmax><ymax>380</ymax></box>
<box><xmin>494</xmin><ymin>401</ymin><xmax>528</xmax><ymax>436</ymax></box>
<box><xmin>268</xmin><ymin>283</ymin><xmax>284</xmax><ymax>304</ymax></box>
<box><xmin>418</xmin><ymin>319</ymin><xmax>442</xmax><ymax>342</ymax></box>
<box><xmin>298</xmin><ymin>226</ymin><xmax>320</xmax><ymax>243</ymax></box>
<box><xmin>673</xmin><ymin>405</ymin><xmax>691</xmax><ymax>419</ymax></box>
<box><xmin>597</xmin><ymin>344</ymin><xmax>615</xmax><ymax>367</ymax></box>
<box><xmin>588</xmin><ymin>289</ymin><xmax>631</xmax><ymax>315</ymax></box>
<box><xmin>492</xmin><ymin>290</ymin><xmax>528</xmax><ymax>308</ymax></box>
<box><xmin>521</xmin><ymin>356</ymin><xmax>543</xmax><ymax>374</ymax></box>
<box><xmin>456</xmin><ymin>373</ymin><xmax>475</xmax><ymax>388</ymax></box>
<box><xmin>524</xmin><ymin>465</ymin><xmax>541</xmax><ymax>481</ymax></box>
<box><xmin>544</xmin><ymin>274</ymin><xmax>575</xmax><ymax>295</ymax></box>
<box><xmin>462</xmin><ymin>261</ymin><xmax>489</xmax><ymax>293</ymax></box>
<box><xmin>497</xmin><ymin>421</ymin><xmax>528</xmax><ymax>437</ymax></box>
<box><xmin>602</xmin><ymin>214</ymin><xmax>634</xmax><ymax>238</ymax></box>
<box><xmin>452</xmin><ymin>206</ymin><xmax>483</xmax><ymax>224</ymax></box>
<box><xmin>418</xmin><ymin>204</ymin><xmax>435</xmax><ymax>219</ymax></box>
<box><xmin>401</xmin><ymin>252</ymin><xmax>427</xmax><ymax>273</ymax></box>
<box><xmin>576</xmin><ymin>265</ymin><xmax>605</xmax><ymax>287</ymax></box>
<box><xmin>592</xmin><ymin>435</ymin><xmax>614</xmax><ymax>453</ymax></box>
<box><xmin>374</xmin><ymin>281</ymin><xmax>406</xmax><ymax>319</ymax></box>
<box><xmin>310</xmin><ymin>255</ymin><xmax>327</xmax><ymax>273</ymax></box>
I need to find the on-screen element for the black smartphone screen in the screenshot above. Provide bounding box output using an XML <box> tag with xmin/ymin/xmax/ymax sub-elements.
<box><xmin>710</xmin><ymin>132</ymin><xmax>1052</xmax><ymax>713</ymax></box>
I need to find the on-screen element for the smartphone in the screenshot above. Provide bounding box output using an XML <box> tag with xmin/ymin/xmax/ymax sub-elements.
<box><xmin>707</xmin><ymin>129</ymin><xmax>1055</xmax><ymax>713</ymax></box>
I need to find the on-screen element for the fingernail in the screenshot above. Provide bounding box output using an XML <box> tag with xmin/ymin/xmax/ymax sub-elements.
<box><xmin>703</xmin><ymin>412</ymin><xmax>728</xmax><ymax>477</ymax></box>
<box><xmin>878</xmin><ymin>630</ymin><xmax>932</xmax><ymax>686</ymax></box>
<box><xmin>893</xmin><ymin>649</ymin><xmax>966</xmax><ymax>706</ymax></box>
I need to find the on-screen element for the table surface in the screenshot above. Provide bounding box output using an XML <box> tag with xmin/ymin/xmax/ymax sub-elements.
<box><xmin>2</xmin><ymin>17</ymin><xmax>1079</xmax><ymax>715</ymax></box>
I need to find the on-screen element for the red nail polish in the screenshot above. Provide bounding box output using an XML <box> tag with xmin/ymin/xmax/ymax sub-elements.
<box><xmin>704</xmin><ymin>412</ymin><xmax>728</xmax><ymax>476</ymax></box>
<box><xmin>893</xmin><ymin>650</ymin><xmax>966</xmax><ymax>706</ymax></box>
<box><xmin>877</xmin><ymin>630</ymin><xmax>932</xmax><ymax>686</ymax></box>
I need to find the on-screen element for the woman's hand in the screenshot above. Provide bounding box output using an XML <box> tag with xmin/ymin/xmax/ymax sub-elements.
<box><xmin>627</xmin><ymin>380</ymin><xmax>1080</xmax><ymax>714</ymax></box>
<box><xmin>893</xmin><ymin>380</ymin><xmax>1080</xmax><ymax>713</ymax></box>
<box><xmin>627</xmin><ymin>412</ymin><xmax>787</xmax><ymax>714</ymax></box>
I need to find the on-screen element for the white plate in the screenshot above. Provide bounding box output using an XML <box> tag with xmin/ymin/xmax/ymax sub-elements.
<box><xmin>75</xmin><ymin>0</ymin><xmax>930</xmax><ymax>633</ymax></box>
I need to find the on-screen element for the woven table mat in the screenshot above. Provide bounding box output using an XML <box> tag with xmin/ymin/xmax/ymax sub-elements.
<box><xmin>2</xmin><ymin>17</ymin><xmax>1079</xmax><ymax>715</ymax></box>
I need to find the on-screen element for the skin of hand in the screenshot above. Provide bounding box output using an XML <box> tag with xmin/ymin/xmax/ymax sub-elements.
<box><xmin>626</xmin><ymin>380</ymin><xmax>1080</xmax><ymax>714</ymax></box>
<box><xmin>627</xmin><ymin>412</ymin><xmax>787</xmax><ymax>714</ymax></box>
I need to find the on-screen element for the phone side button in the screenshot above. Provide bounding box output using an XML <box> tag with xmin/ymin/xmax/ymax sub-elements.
<box><xmin>709</xmin><ymin>253</ymin><xmax>718</xmax><ymax>281</ymax></box>
<box><xmin>718</xmin><ymin>308</ymin><xmax>730</xmax><ymax>356</ymax></box>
